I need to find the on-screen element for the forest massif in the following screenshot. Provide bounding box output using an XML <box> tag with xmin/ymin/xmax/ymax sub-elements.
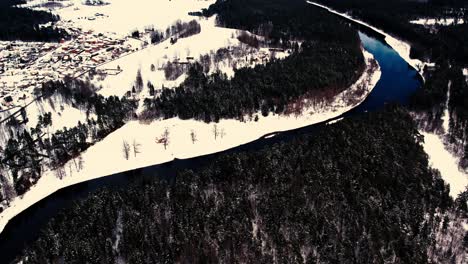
<box><xmin>0</xmin><ymin>0</ymin><xmax>66</xmax><ymax>41</ymax></box>
<box><xmin>17</xmin><ymin>108</ymin><xmax>467</xmax><ymax>263</ymax></box>
<box><xmin>141</xmin><ymin>0</ymin><xmax>365</xmax><ymax>122</ymax></box>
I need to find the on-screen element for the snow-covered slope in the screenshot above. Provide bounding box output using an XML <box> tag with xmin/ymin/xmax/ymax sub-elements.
<box><xmin>421</xmin><ymin>132</ymin><xmax>468</xmax><ymax>197</ymax></box>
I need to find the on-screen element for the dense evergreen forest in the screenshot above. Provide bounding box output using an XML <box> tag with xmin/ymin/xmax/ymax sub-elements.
<box><xmin>0</xmin><ymin>0</ymin><xmax>66</xmax><ymax>41</ymax></box>
<box><xmin>17</xmin><ymin>108</ymin><xmax>467</xmax><ymax>263</ymax></box>
<box><xmin>315</xmin><ymin>0</ymin><xmax>468</xmax><ymax>65</ymax></box>
<box><xmin>141</xmin><ymin>0</ymin><xmax>365</xmax><ymax>122</ymax></box>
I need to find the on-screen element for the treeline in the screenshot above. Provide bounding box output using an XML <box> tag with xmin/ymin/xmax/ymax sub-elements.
<box><xmin>0</xmin><ymin>78</ymin><xmax>137</xmax><ymax>203</ymax></box>
<box><xmin>141</xmin><ymin>0</ymin><xmax>364</xmax><ymax>122</ymax></box>
<box><xmin>0</xmin><ymin>0</ymin><xmax>67</xmax><ymax>42</ymax></box>
<box><xmin>315</xmin><ymin>0</ymin><xmax>468</xmax><ymax>65</ymax></box>
<box><xmin>144</xmin><ymin>19</ymin><xmax>201</xmax><ymax>44</ymax></box>
<box><xmin>410</xmin><ymin>63</ymin><xmax>451</xmax><ymax>130</ymax></box>
<box><xmin>18</xmin><ymin>108</ymin><xmax>462</xmax><ymax>263</ymax></box>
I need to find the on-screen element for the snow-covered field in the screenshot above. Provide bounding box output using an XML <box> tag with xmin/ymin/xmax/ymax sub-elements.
<box><xmin>19</xmin><ymin>0</ymin><xmax>213</xmax><ymax>36</ymax></box>
<box><xmin>50</xmin><ymin>0</ymin><xmax>214</xmax><ymax>37</ymax></box>
<box><xmin>0</xmin><ymin>50</ymin><xmax>382</xmax><ymax>235</ymax></box>
<box><xmin>421</xmin><ymin>132</ymin><xmax>468</xmax><ymax>198</ymax></box>
<box><xmin>306</xmin><ymin>1</ymin><xmax>433</xmax><ymax>77</ymax></box>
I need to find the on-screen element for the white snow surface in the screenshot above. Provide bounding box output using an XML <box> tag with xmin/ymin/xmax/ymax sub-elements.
<box><xmin>51</xmin><ymin>0</ymin><xmax>215</xmax><ymax>37</ymax></box>
<box><xmin>422</xmin><ymin>132</ymin><xmax>468</xmax><ymax>197</ymax></box>
<box><xmin>410</xmin><ymin>18</ymin><xmax>465</xmax><ymax>26</ymax></box>
<box><xmin>0</xmin><ymin>50</ymin><xmax>382</xmax><ymax>235</ymax></box>
<box><xmin>306</xmin><ymin>1</ymin><xmax>430</xmax><ymax>77</ymax></box>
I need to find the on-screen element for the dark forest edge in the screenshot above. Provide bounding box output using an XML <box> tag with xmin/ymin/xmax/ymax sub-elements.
<box><xmin>0</xmin><ymin>0</ymin><xmax>67</xmax><ymax>42</ymax></box>
<box><xmin>314</xmin><ymin>0</ymin><xmax>468</xmax><ymax>66</ymax></box>
<box><xmin>16</xmin><ymin>107</ymin><xmax>468</xmax><ymax>263</ymax></box>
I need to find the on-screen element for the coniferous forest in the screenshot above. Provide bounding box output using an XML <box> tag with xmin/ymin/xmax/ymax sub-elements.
<box><xmin>18</xmin><ymin>108</ymin><xmax>465</xmax><ymax>263</ymax></box>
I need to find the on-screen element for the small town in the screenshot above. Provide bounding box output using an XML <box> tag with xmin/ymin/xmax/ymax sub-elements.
<box><xmin>0</xmin><ymin>18</ymin><xmax>144</xmax><ymax>109</ymax></box>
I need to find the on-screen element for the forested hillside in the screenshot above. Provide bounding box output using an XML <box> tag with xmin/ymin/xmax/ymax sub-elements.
<box><xmin>0</xmin><ymin>0</ymin><xmax>66</xmax><ymax>41</ymax></box>
<box><xmin>17</xmin><ymin>108</ymin><xmax>464</xmax><ymax>263</ymax></box>
<box><xmin>141</xmin><ymin>0</ymin><xmax>365</xmax><ymax>122</ymax></box>
<box><xmin>315</xmin><ymin>0</ymin><xmax>468</xmax><ymax>65</ymax></box>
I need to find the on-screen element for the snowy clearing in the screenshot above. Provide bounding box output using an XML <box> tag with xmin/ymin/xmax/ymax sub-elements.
<box><xmin>0</xmin><ymin>49</ymin><xmax>382</xmax><ymax>235</ymax></box>
<box><xmin>421</xmin><ymin>132</ymin><xmax>468</xmax><ymax>197</ymax></box>
<box><xmin>51</xmin><ymin>0</ymin><xmax>215</xmax><ymax>37</ymax></box>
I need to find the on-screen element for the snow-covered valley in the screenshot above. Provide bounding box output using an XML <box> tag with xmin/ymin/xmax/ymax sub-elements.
<box><xmin>0</xmin><ymin>0</ymin><xmax>385</xmax><ymax>235</ymax></box>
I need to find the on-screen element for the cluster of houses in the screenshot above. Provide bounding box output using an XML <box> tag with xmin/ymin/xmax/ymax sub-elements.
<box><xmin>0</xmin><ymin>25</ymin><xmax>143</xmax><ymax>109</ymax></box>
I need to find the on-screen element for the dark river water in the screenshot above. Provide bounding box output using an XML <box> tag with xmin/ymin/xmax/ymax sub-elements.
<box><xmin>0</xmin><ymin>30</ymin><xmax>421</xmax><ymax>263</ymax></box>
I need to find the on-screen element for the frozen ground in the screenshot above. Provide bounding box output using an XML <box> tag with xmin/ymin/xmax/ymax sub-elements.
<box><xmin>422</xmin><ymin>132</ymin><xmax>468</xmax><ymax>198</ymax></box>
<box><xmin>0</xmin><ymin>49</ymin><xmax>382</xmax><ymax>235</ymax></box>
<box><xmin>48</xmin><ymin>0</ymin><xmax>215</xmax><ymax>37</ymax></box>
<box><xmin>306</xmin><ymin>1</ymin><xmax>433</xmax><ymax>77</ymax></box>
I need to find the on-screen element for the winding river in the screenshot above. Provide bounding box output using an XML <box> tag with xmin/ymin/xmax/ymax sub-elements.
<box><xmin>0</xmin><ymin>29</ymin><xmax>421</xmax><ymax>263</ymax></box>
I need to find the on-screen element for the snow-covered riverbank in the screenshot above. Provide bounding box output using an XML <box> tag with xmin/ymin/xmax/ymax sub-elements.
<box><xmin>306</xmin><ymin>1</ymin><xmax>433</xmax><ymax>77</ymax></box>
<box><xmin>0</xmin><ymin>50</ymin><xmax>381</xmax><ymax>234</ymax></box>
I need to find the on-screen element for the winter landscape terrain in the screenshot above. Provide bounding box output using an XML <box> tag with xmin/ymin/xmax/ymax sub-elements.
<box><xmin>0</xmin><ymin>0</ymin><xmax>468</xmax><ymax>263</ymax></box>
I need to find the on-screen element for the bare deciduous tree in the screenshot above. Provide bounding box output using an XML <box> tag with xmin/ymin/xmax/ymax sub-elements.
<box><xmin>190</xmin><ymin>130</ymin><xmax>197</xmax><ymax>144</ymax></box>
<box><xmin>0</xmin><ymin>174</ymin><xmax>16</xmax><ymax>205</ymax></box>
<box><xmin>156</xmin><ymin>128</ymin><xmax>170</xmax><ymax>150</ymax></box>
<box><xmin>55</xmin><ymin>166</ymin><xmax>66</xmax><ymax>180</ymax></box>
<box><xmin>77</xmin><ymin>155</ymin><xmax>84</xmax><ymax>171</ymax></box>
<box><xmin>213</xmin><ymin>124</ymin><xmax>219</xmax><ymax>140</ymax></box>
<box><xmin>133</xmin><ymin>139</ymin><xmax>141</xmax><ymax>157</ymax></box>
<box><xmin>220</xmin><ymin>128</ymin><xmax>226</xmax><ymax>139</ymax></box>
<box><xmin>68</xmin><ymin>162</ymin><xmax>74</xmax><ymax>176</ymax></box>
<box><xmin>122</xmin><ymin>140</ymin><xmax>131</xmax><ymax>160</ymax></box>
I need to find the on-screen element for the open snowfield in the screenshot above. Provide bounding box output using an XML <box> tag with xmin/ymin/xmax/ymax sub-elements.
<box><xmin>306</xmin><ymin>1</ymin><xmax>433</xmax><ymax>77</ymax></box>
<box><xmin>0</xmin><ymin>49</ymin><xmax>382</xmax><ymax>234</ymax></box>
<box><xmin>47</xmin><ymin>0</ymin><xmax>216</xmax><ymax>37</ymax></box>
<box><xmin>422</xmin><ymin>132</ymin><xmax>468</xmax><ymax>198</ymax></box>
